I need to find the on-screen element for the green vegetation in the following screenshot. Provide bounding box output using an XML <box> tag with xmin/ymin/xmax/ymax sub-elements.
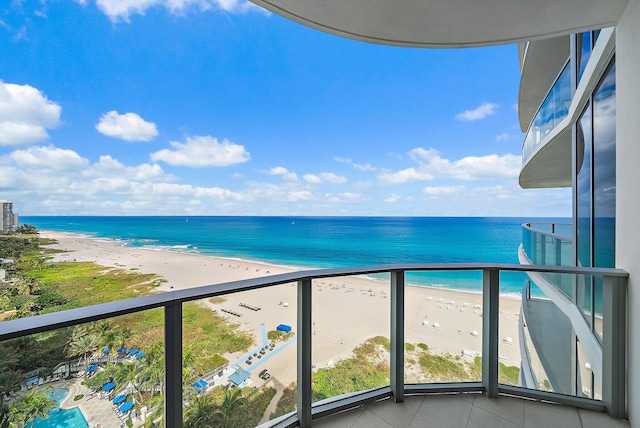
<box><xmin>472</xmin><ymin>357</ymin><xmax>520</xmax><ymax>385</ymax></box>
<box><xmin>418</xmin><ymin>353</ymin><xmax>469</xmax><ymax>381</ymax></box>
<box><xmin>270</xmin><ymin>382</ymin><xmax>296</xmax><ymax>419</ymax></box>
<box><xmin>2</xmin><ymin>389</ymin><xmax>55</xmax><ymax>427</ymax></box>
<box><xmin>417</xmin><ymin>343</ymin><xmax>429</xmax><ymax>351</ymax></box>
<box><xmin>73</xmin><ymin>394</ymin><xmax>84</xmax><ymax>401</ymax></box>
<box><xmin>183</xmin><ymin>386</ymin><xmax>276</xmax><ymax>428</ymax></box>
<box><xmin>404</xmin><ymin>343</ymin><xmax>415</xmax><ymax>352</ymax></box>
<box><xmin>209</xmin><ymin>297</ymin><xmax>226</xmax><ymax>304</ymax></box>
<box><xmin>267</xmin><ymin>330</ymin><xmax>294</xmax><ymax>343</ymax></box>
<box><xmin>0</xmin><ymin>230</ymin><xmax>266</xmax><ymax>426</ymax></box>
<box><xmin>311</xmin><ymin>336</ymin><xmax>390</xmax><ymax>402</ymax></box>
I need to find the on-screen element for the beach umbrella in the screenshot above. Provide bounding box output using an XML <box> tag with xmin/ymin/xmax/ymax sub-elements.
<box><xmin>116</xmin><ymin>347</ymin><xmax>127</xmax><ymax>353</ymax></box>
<box><xmin>192</xmin><ymin>379</ymin><xmax>208</xmax><ymax>389</ymax></box>
<box><xmin>101</xmin><ymin>382</ymin><xmax>115</xmax><ymax>391</ymax></box>
<box><xmin>134</xmin><ymin>352</ymin><xmax>145</xmax><ymax>359</ymax></box>
<box><xmin>112</xmin><ymin>395</ymin><xmax>126</xmax><ymax>404</ymax></box>
<box><xmin>86</xmin><ymin>364</ymin><xmax>98</xmax><ymax>372</ymax></box>
<box><xmin>119</xmin><ymin>401</ymin><xmax>134</xmax><ymax>412</ymax></box>
<box><xmin>103</xmin><ymin>348</ymin><xmax>111</xmax><ymax>354</ymax></box>
<box><xmin>127</xmin><ymin>348</ymin><xmax>139</xmax><ymax>355</ymax></box>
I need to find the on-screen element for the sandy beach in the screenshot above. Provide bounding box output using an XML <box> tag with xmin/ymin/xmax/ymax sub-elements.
<box><xmin>41</xmin><ymin>230</ymin><xmax>523</xmax><ymax>390</ymax></box>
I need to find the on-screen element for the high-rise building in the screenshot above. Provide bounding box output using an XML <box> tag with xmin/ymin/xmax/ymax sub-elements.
<box><xmin>0</xmin><ymin>200</ymin><xmax>18</xmax><ymax>232</ymax></box>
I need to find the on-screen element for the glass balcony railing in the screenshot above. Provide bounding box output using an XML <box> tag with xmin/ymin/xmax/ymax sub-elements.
<box><xmin>0</xmin><ymin>263</ymin><xmax>628</xmax><ymax>427</ymax></box>
<box><xmin>522</xmin><ymin>61</ymin><xmax>572</xmax><ymax>164</ymax></box>
<box><xmin>521</xmin><ymin>222</ymin><xmax>573</xmax><ymax>297</ymax></box>
<box><xmin>517</xmin><ymin>278</ymin><xmax>604</xmax><ymax>400</ymax></box>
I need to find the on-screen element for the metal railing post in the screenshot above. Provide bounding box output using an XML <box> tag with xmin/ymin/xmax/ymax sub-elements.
<box><xmin>482</xmin><ymin>269</ymin><xmax>499</xmax><ymax>398</ymax></box>
<box><xmin>165</xmin><ymin>302</ymin><xmax>183</xmax><ymax>428</ymax></box>
<box><xmin>297</xmin><ymin>279</ymin><xmax>313</xmax><ymax>427</ymax></box>
<box><xmin>602</xmin><ymin>275</ymin><xmax>627</xmax><ymax>418</ymax></box>
<box><xmin>390</xmin><ymin>270</ymin><xmax>405</xmax><ymax>402</ymax></box>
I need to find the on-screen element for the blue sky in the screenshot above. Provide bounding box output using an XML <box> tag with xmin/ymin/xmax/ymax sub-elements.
<box><xmin>0</xmin><ymin>0</ymin><xmax>570</xmax><ymax>216</ymax></box>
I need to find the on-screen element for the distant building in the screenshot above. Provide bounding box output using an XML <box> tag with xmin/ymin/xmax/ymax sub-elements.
<box><xmin>0</xmin><ymin>201</ymin><xmax>19</xmax><ymax>232</ymax></box>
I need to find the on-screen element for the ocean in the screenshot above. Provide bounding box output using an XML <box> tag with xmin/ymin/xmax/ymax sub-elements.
<box><xmin>21</xmin><ymin>216</ymin><xmax>563</xmax><ymax>296</ymax></box>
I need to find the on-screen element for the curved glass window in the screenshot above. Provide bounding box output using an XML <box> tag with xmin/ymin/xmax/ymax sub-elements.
<box><xmin>522</xmin><ymin>62</ymin><xmax>571</xmax><ymax>162</ymax></box>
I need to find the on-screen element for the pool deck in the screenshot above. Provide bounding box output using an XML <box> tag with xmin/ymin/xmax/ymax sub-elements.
<box><xmin>55</xmin><ymin>379</ymin><xmax>127</xmax><ymax>428</ymax></box>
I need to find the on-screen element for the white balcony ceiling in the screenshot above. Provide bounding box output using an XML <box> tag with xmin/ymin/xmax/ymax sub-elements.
<box><xmin>250</xmin><ymin>0</ymin><xmax>627</xmax><ymax>48</ymax></box>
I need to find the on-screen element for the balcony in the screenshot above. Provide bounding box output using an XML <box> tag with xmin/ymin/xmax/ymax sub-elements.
<box><xmin>0</xmin><ymin>263</ymin><xmax>628</xmax><ymax>427</ymax></box>
<box><xmin>519</xmin><ymin>62</ymin><xmax>572</xmax><ymax>189</ymax></box>
<box><xmin>518</xmin><ymin>36</ymin><xmax>570</xmax><ymax>132</ymax></box>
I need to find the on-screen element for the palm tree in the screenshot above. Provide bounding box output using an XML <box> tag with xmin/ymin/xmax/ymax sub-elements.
<box><xmin>11</xmin><ymin>389</ymin><xmax>55</xmax><ymax>427</ymax></box>
<box><xmin>67</xmin><ymin>334</ymin><xmax>99</xmax><ymax>379</ymax></box>
<box><xmin>217</xmin><ymin>388</ymin><xmax>246</xmax><ymax>428</ymax></box>
<box><xmin>116</xmin><ymin>326</ymin><xmax>132</xmax><ymax>350</ymax></box>
<box><xmin>184</xmin><ymin>393</ymin><xmax>217</xmax><ymax>427</ymax></box>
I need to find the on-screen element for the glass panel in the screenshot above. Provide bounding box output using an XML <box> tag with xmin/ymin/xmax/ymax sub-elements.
<box><xmin>577</xmin><ymin>102</ymin><xmax>592</xmax><ymax>270</ymax></box>
<box><xmin>312</xmin><ymin>275</ymin><xmax>389</xmax><ymax>404</ymax></box>
<box><xmin>1</xmin><ymin>311</ymin><xmax>163</xmax><ymax>428</ymax></box>
<box><xmin>504</xmin><ymin>272</ymin><xmax>604</xmax><ymax>401</ymax></box>
<box><xmin>522</xmin><ymin>62</ymin><xmax>572</xmax><ymax>163</ymax></box>
<box><xmin>183</xmin><ymin>291</ymin><xmax>283</xmax><ymax>427</ymax></box>
<box><xmin>404</xmin><ymin>271</ymin><xmax>482</xmax><ymax>384</ymax></box>
<box><xmin>495</xmin><ymin>273</ymin><xmax>525</xmax><ymax>387</ymax></box>
<box><xmin>577</xmin><ymin>338</ymin><xmax>595</xmax><ymax>399</ymax></box>
<box><xmin>593</xmin><ymin>62</ymin><xmax>616</xmax><ymax>273</ymax></box>
<box><xmin>192</xmin><ymin>283</ymin><xmax>297</xmax><ymax>427</ymax></box>
<box><xmin>578</xmin><ymin>32</ymin><xmax>592</xmax><ymax>82</ymax></box>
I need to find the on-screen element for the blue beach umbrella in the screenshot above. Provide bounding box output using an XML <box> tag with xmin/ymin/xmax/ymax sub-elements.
<box><xmin>119</xmin><ymin>401</ymin><xmax>134</xmax><ymax>412</ymax></box>
<box><xmin>134</xmin><ymin>352</ymin><xmax>145</xmax><ymax>359</ymax></box>
<box><xmin>192</xmin><ymin>379</ymin><xmax>208</xmax><ymax>389</ymax></box>
<box><xmin>116</xmin><ymin>347</ymin><xmax>127</xmax><ymax>353</ymax></box>
<box><xmin>112</xmin><ymin>395</ymin><xmax>126</xmax><ymax>404</ymax></box>
<box><xmin>87</xmin><ymin>364</ymin><xmax>98</xmax><ymax>372</ymax></box>
<box><xmin>103</xmin><ymin>348</ymin><xmax>110</xmax><ymax>354</ymax></box>
<box><xmin>127</xmin><ymin>348</ymin><xmax>139</xmax><ymax>355</ymax></box>
<box><xmin>101</xmin><ymin>382</ymin><xmax>115</xmax><ymax>391</ymax></box>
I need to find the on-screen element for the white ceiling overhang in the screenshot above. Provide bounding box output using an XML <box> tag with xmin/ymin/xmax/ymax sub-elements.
<box><xmin>251</xmin><ymin>0</ymin><xmax>626</xmax><ymax>48</ymax></box>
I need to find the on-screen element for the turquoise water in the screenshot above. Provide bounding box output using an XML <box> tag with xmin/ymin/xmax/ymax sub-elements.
<box><xmin>23</xmin><ymin>216</ymin><xmax>565</xmax><ymax>295</ymax></box>
<box><xmin>32</xmin><ymin>388</ymin><xmax>89</xmax><ymax>428</ymax></box>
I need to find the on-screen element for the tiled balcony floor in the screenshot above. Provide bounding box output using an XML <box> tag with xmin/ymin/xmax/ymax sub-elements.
<box><xmin>312</xmin><ymin>394</ymin><xmax>630</xmax><ymax>428</ymax></box>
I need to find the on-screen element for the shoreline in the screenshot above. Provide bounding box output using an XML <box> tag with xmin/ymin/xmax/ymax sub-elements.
<box><xmin>39</xmin><ymin>230</ymin><xmax>523</xmax><ymax>389</ymax></box>
<box><xmin>41</xmin><ymin>230</ymin><xmax>523</xmax><ymax>300</ymax></box>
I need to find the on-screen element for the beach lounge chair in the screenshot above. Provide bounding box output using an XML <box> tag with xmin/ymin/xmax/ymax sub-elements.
<box><xmin>44</xmin><ymin>376</ymin><xmax>51</xmax><ymax>383</ymax></box>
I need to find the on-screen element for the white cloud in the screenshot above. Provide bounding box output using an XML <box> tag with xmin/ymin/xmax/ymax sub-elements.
<box><xmin>496</xmin><ymin>132</ymin><xmax>509</xmax><ymax>141</ymax></box>
<box><xmin>384</xmin><ymin>193</ymin><xmax>402</xmax><ymax>203</ymax></box>
<box><xmin>0</xmin><ymin>82</ymin><xmax>61</xmax><ymax>146</ymax></box>
<box><xmin>150</xmin><ymin>135</ymin><xmax>250</xmax><ymax>167</ymax></box>
<box><xmin>422</xmin><ymin>185</ymin><xmax>466</xmax><ymax>195</ymax></box>
<box><xmin>96</xmin><ymin>111</ymin><xmax>158</xmax><ymax>142</ymax></box>
<box><xmin>378</xmin><ymin>147</ymin><xmax>520</xmax><ymax>184</ymax></box>
<box><xmin>303</xmin><ymin>172</ymin><xmax>346</xmax><ymax>184</ymax></box>
<box><xmin>303</xmin><ymin>174</ymin><xmax>321</xmax><ymax>184</ymax></box>
<box><xmin>334</xmin><ymin>156</ymin><xmax>377</xmax><ymax>172</ymax></box>
<box><xmin>319</xmin><ymin>172</ymin><xmax>347</xmax><ymax>184</ymax></box>
<box><xmin>455</xmin><ymin>102</ymin><xmax>498</xmax><ymax>121</ymax></box>
<box><xmin>94</xmin><ymin>0</ymin><xmax>259</xmax><ymax>22</ymax></box>
<box><xmin>334</xmin><ymin>156</ymin><xmax>352</xmax><ymax>163</ymax></box>
<box><xmin>10</xmin><ymin>146</ymin><xmax>87</xmax><ymax>171</ymax></box>
<box><xmin>266</xmin><ymin>166</ymin><xmax>297</xmax><ymax>181</ymax></box>
<box><xmin>353</xmin><ymin>162</ymin><xmax>376</xmax><ymax>172</ymax></box>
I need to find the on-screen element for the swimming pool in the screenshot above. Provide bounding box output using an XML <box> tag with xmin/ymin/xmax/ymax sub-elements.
<box><xmin>32</xmin><ymin>388</ymin><xmax>89</xmax><ymax>428</ymax></box>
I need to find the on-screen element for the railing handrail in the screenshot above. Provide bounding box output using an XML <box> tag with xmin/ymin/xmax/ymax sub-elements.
<box><xmin>522</xmin><ymin>222</ymin><xmax>572</xmax><ymax>241</ymax></box>
<box><xmin>0</xmin><ymin>263</ymin><xmax>626</xmax><ymax>341</ymax></box>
